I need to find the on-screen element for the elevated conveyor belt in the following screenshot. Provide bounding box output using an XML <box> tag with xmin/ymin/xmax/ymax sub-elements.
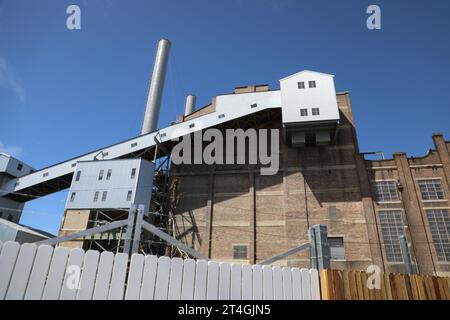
<box><xmin>1</xmin><ymin>90</ymin><xmax>282</xmax><ymax>202</ymax></box>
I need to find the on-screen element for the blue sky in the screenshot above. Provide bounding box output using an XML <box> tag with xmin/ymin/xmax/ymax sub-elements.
<box><xmin>1</xmin><ymin>0</ymin><xmax>449</xmax><ymax>234</ymax></box>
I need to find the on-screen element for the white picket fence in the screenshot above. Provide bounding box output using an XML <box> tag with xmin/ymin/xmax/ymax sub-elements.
<box><xmin>0</xmin><ymin>241</ymin><xmax>320</xmax><ymax>300</ymax></box>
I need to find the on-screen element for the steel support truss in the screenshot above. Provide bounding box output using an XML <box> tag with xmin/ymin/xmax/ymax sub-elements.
<box><xmin>34</xmin><ymin>204</ymin><xmax>206</xmax><ymax>260</ymax></box>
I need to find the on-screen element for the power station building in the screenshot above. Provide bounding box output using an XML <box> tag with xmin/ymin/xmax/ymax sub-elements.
<box><xmin>0</xmin><ymin>39</ymin><xmax>448</xmax><ymax>277</ymax></box>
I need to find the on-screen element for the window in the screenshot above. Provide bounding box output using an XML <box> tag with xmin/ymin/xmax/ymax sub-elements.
<box><xmin>329</xmin><ymin>237</ymin><xmax>345</xmax><ymax>260</ymax></box>
<box><xmin>98</xmin><ymin>169</ymin><xmax>104</xmax><ymax>181</ymax></box>
<box><xmin>93</xmin><ymin>191</ymin><xmax>99</xmax><ymax>202</ymax></box>
<box><xmin>130</xmin><ymin>168</ymin><xmax>136</xmax><ymax>179</ymax></box>
<box><xmin>379</xmin><ymin>210</ymin><xmax>405</xmax><ymax>262</ymax></box>
<box><xmin>71</xmin><ymin>163</ymin><xmax>77</xmax><ymax>167</ymax></box>
<box><xmin>233</xmin><ymin>245</ymin><xmax>247</xmax><ymax>260</ymax></box>
<box><xmin>8</xmin><ymin>214</ymin><xmax>13</xmax><ymax>222</ymax></box>
<box><xmin>372</xmin><ymin>181</ymin><xmax>400</xmax><ymax>202</ymax></box>
<box><xmin>106</xmin><ymin>169</ymin><xmax>112</xmax><ymax>180</ymax></box>
<box><xmin>251</xmin><ymin>103</ymin><xmax>258</xmax><ymax>108</ymax></box>
<box><xmin>300</xmin><ymin>108</ymin><xmax>308</xmax><ymax>116</ymax></box>
<box><xmin>160</xmin><ymin>133</ymin><xmax>166</xmax><ymax>138</ymax></box>
<box><xmin>328</xmin><ymin>206</ymin><xmax>337</xmax><ymax>220</ymax></box>
<box><xmin>70</xmin><ymin>192</ymin><xmax>76</xmax><ymax>202</ymax></box>
<box><xmin>189</xmin><ymin>123</ymin><xmax>195</xmax><ymax>128</ymax></box>
<box><xmin>43</xmin><ymin>172</ymin><xmax>49</xmax><ymax>177</ymax></box>
<box><xmin>426</xmin><ymin>209</ymin><xmax>450</xmax><ymax>262</ymax></box>
<box><xmin>17</xmin><ymin>163</ymin><xmax>23</xmax><ymax>171</ymax></box>
<box><xmin>297</xmin><ymin>81</ymin><xmax>305</xmax><ymax>89</ymax></box>
<box><xmin>131</xmin><ymin>142</ymin><xmax>138</xmax><ymax>147</ymax></box>
<box><xmin>312</xmin><ymin>108</ymin><xmax>320</xmax><ymax>116</ymax></box>
<box><xmin>418</xmin><ymin>179</ymin><xmax>444</xmax><ymax>200</ymax></box>
<box><xmin>218</xmin><ymin>114</ymin><xmax>225</xmax><ymax>119</ymax></box>
<box><xmin>101</xmin><ymin>191</ymin><xmax>107</xmax><ymax>202</ymax></box>
<box><xmin>308</xmin><ymin>80</ymin><xmax>316</xmax><ymax>88</ymax></box>
<box><xmin>75</xmin><ymin>170</ymin><xmax>81</xmax><ymax>181</ymax></box>
<box><xmin>126</xmin><ymin>190</ymin><xmax>133</xmax><ymax>202</ymax></box>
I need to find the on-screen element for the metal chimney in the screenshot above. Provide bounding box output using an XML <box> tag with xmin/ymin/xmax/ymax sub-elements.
<box><xmin>184</xmin><ymin>95</ymin><xmax>196</xmax><ymax>116</ymax></box>
<box><xmin>141</xmin><ymin>38</ymin><xmax>171</xmax><ymax>135</ymax></box>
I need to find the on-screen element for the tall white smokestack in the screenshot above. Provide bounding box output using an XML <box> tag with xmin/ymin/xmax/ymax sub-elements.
<box><xmin>184</xmin><ymin>95</ymin><xmax>196</xmax><ymax>116</ymax></box>
<box><xmin>141</xmin><ymin>38</ymin><xmax>171</xmax><ymax>135</ymax></box>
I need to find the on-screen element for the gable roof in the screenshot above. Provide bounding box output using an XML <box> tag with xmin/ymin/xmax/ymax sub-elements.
<box><xmin>279</xmin><ymin>70</ymin><xmax>335</xmax><ymax>82</ymax></box>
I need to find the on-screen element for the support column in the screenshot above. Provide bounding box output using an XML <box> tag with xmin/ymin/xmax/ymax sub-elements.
<box><xmin>432</xmin><ymin>133</ymin><xmax>450</xmax><ymax>187</ymax></box>
<box><xmin>354</xmin><ymin>154</ymin><xmax>385</xmax><ymax>271</ymax></box>
<box><xmin>205</xmin><ymin>169</ymin><xmax>215</xmax><ymax>258</ymax></box>
<box><xmin>249</xmin><ymin>168</ymin><xmax>256</xmax><ymax>264</ymax></box>
<box><xmin>394</xmin><ymin>152</ymin><xmax>436</xmax><ymax>275</ymax></box>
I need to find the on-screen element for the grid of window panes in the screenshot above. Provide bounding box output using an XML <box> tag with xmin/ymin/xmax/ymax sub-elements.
<box><xmin>379</xmin><ymin>210</ymin><xmax>405</xmax><ymax>262</ymax></box>
<box><xmin>418</xmin><ymin>179</ymin><xmax>444</xmax><ymax>200</ymax></box>
<box><xmin>233</xmin><ymin>245</ymin><xmax>247</xmax><ymax>260</ymax></box>
<box><xmin>372</xmin><ymin>180</ymin><xmax>400</xmax><ymax>202</ymax></box>
<box><xmin>426</xmin><ymin>209</ymin><xmax>450</xmax><ymax>262</ymax></box>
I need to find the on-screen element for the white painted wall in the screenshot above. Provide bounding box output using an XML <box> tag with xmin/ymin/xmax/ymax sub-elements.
<box><xmin>279</xmin><ymin>70</ymin><xmax>339</xmax><ymax>124</ymax></box>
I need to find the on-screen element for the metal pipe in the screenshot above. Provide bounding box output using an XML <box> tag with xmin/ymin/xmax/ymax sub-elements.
<box><xmin>141</xmin><ymin>38</ymin><xmax>171</xmax><ymax>135</ymax></box>
<box><xmin>184</xmin><ymin>94</ymin><xmax>196</xmax><ymax>116</ymax></box>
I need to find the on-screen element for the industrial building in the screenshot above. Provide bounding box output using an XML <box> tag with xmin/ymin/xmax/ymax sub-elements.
<box><xmin>0</xmin><ymin>39</ymin><xmax>449</xmax><ymax>276</ymax></box>
<box><xmin>0</xmin><ymin>153</ymin><xmax>34</xmax><ymax>223</ymax></box>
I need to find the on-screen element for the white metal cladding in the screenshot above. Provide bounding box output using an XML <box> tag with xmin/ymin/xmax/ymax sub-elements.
<box><xmin>65</xmin><ymin>159</ymin><xmax>155</xmax><ymax>213</ymax></box>
<box><xmin>2</xmin><ymin>70</ymin><xmax>337</xmax><ymax>199</ymax></box>
<box><xmin>0</xmin><ymin>241</ymin><xmax>321</xmax><ymax>300</ymax></box>
<box><xmin>0</xmin><ymin>153</ymin><xmax>35</xmax><ymax>178</ymax></box>
<box><xmin>3</xmin><ymin>90</ymin><xmax>282</xmax><ymax>196</ymax></box>
<box><xmin>279</xmin><ymin>70</ymin><xmax>339</xmax><ymax>125</ymax></box>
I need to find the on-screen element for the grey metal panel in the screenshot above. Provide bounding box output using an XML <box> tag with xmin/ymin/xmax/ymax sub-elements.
<box><xmin>0</xmin><ymin>153</ymin><xmax>34</xmax><ymax>178</ymax></box>
<box><xmin>141</xmin><ymin>39</ymin><xmax>171</xmax><ymax>134</ymax></box>
<box><xmin>65</xmin><ymin>158</ymin><xmax>154</xmax><ymax>212</ymax></box>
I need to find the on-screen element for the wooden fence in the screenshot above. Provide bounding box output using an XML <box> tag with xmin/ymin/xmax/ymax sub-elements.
<box><xmin>320</xmin><ymin>269</ymin><xmax>450</xmax><ymax>300</ymax></box>
<box><xmin>0</xmin><ymin>241</ymin><xmax>321</xmax><ymax>300</ymax></box>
